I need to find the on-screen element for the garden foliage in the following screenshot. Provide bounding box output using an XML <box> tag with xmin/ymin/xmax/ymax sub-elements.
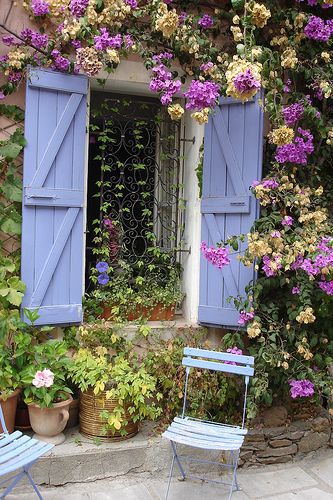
<box><xmin>1</xmin><ymin>0</ymin><xmax>333</xmax><ymax>418</ymax></box>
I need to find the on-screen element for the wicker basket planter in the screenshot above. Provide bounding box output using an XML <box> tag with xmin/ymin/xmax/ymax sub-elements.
<box><xmin>79</xmin><ymin>389</ymin><xmax>138</xmax><ymax>441</ymax></box>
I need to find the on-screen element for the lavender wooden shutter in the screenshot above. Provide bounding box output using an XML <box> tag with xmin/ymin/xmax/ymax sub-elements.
<box><xmin>21</xmin><ymin>67</ymin><xmax>88</xmax><ymax>325</ymax></box>
<box><xmin>199</xmin><ymin>95</ymin><xmax>264</xmax><ymax>327</ymax></box>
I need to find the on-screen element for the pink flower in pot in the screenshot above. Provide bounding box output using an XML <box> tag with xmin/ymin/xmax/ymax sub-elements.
<box><xmin>32</xmin><ymin>369</ymin><xmax>54</xmax><ymax>388</ymax></box>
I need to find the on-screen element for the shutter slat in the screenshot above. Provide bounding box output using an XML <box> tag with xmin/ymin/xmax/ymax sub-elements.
<box><xmin>199</xmin><ymin>95</ymin><xmax>264</xmax><ymax>327</ymax></box>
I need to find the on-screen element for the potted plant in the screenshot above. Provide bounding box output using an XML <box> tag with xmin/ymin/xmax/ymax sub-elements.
<box><xmin>21</xmin><ymin>341</ymin><xmax>73</xmax><ymax>445</ymax></box>
<box><xmin>68</xmin><ymin>346</ymin><xmax>162</xmax><ymax>440</ymax></box>
<box><xmin>87</xmin><ymin>255</ymin><xmax>183</xmax><ymax>322</ymax></box>
<box><xmin>0</xmin><ymin>311</ymin><xmax>33</xmax><ymax>433</ymax></box>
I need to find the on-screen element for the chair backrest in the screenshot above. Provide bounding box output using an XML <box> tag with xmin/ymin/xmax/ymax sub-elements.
<box><xmin>181</xmin><ymin>347</ymin><xmax>254</xmax><ymax>428</ymax></box>
<box><xmin>0</xmin><ymin>402</ymin><xmax>9</xmax><ymax>435</ymax></box>
<box><xmin>182</xmin><ymin>347</ymin><xmax>254</xmax><ymax>377</ymax></box>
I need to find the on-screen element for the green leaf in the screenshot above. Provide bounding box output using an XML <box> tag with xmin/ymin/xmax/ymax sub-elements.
<box><xmin>1</xmin><ymin>217</ymin><xmax>21</xmax><ymax>235</ymax></box>
<box><xmin>7</xmin><ymin>288</ymin><xmax>24</xmax><ymax>306</ymax></box>
<box><xmin>1</xmin><ymin>182</ymin><xmax>22</xmax><ymax>202</ymax></box>
<box><xmin>0</xmin><ymin>142</ymin><xmax>22</xmax><ymax>159</ymax></box>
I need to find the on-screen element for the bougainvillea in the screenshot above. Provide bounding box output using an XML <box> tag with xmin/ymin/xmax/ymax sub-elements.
<box><xmin>2</xmin><ymin>0</ymin><xmax>333</xmax><ymax>419</ymax></box>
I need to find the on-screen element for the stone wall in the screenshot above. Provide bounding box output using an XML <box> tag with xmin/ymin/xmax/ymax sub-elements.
<box><xmin>240</xmin><ymin>406</ymin><xmax>332</xmax><ymax>467</ymax></box>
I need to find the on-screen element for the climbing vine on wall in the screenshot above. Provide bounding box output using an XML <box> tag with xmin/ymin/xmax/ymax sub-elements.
<box><xmin>2</xmin><ymin>0</ymin><xmax>333</xmax><ymax>415</ymax></box>
<box><xmin>0</xmin><ymin>104</ymin><xmax>26</xmax><ymax>333</ymax></box>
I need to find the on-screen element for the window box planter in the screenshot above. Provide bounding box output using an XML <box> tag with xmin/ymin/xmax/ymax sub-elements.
<box><xmin>100</xmin><ymin>303</ymin><xmax>176</xmax><ymax>322</ymax></box>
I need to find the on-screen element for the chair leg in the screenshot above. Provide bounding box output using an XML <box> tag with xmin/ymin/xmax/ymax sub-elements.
<box><xmin>24</xmin><ymin>466</ymin><xmax>43</xmax><ymax>500</ymax></box>
<box><xmin>0</xmin><ymin>470</ymin><xmax>26</xmax><ymax>498</ymax></box>
<box><xmin>165</xmin><ymin>447</ymin><xmax>176</xmax><ymax>500</ymax></box>
<box><xmin>228</xmin><ymin>450</ymin><xmax>240</xmax><ymax>500</ymax></box>
<box><xmin>170</xmin><ymin>442</ymin><xmax>186</xmax><ymax>480</ymax></box>
<box><xmin>231</xmin><ymin>450</ymin><xmax>240</xmax><ymax>491</ymax></box>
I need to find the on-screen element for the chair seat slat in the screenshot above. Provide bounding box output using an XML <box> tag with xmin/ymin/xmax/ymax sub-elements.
<box><xmin>170</xmin><ymin>421</ymin><xmax>245</xmax><ymax>441</ymax></box>
<box><xmin>0</xmin><ymin>437</ymin><xmax>39</xmax><ymax>464</ymax></box>
<box><xmin>0</xmin><ymin>431</ymin><xmax>23</xmax><ymax>448</ymax></box>
<box><xmin>166</xmin><ymin>421</ymin><xmax>244</xmax><ymax>442</ymax></box>
<box><xmin>0</xmin><ymin>442</ymin><xmax>53</xmax><ymax>476</ymax></box>
<box><xmin>0</xmin><ymin>435</ymin><xmax>31</xmax><ymax>458</ymax></box>
<box><xmin>163</xmin><ymin>429</ymin><xmax>242</xmax><ymax>451</ymax></box>
<box><xmin>174</xmin><ymin>417</ymin><xmax>247</xmax><ymax>435</ymax></box>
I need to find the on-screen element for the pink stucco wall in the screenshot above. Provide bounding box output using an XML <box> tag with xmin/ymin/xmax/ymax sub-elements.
<box><xmin>0</xmin><ymin>0</ymin><xmax>39</xmax><ymax>108</ymax></box>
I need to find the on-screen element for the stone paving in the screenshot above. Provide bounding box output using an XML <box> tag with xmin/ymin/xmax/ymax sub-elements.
<box><xmin>4</xmin><ymin>448</ymin><xmax>333</xmax><ymax>499</ymax></box>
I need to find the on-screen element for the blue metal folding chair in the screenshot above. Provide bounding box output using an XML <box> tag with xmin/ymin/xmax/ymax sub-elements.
<box><xmin>162</xmin><ymin>347</ymin><xmax>254</xmax><ymax>500</ymax></box>
<box><xmin>0</xmin><ymin>403</ymin><xmax>54</xmax><ymax>499</ymax></box>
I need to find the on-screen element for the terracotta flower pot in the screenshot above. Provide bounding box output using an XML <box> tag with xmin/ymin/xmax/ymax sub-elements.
<box><xmin>15</xmin><ymin>404</ymin><xmax>32</xmax><ymax>431</ymax></box>
<box><xmin>0</xmin><ymin>388</ymin><xmax>21</xmax><ymax>434</ymax></box>
<box><xmin>65</xmin><ymin>397</ymin><xmax>79</xmax><ymax>429</ymax></box>
<box><xmin>28</xmin><ymin>395</ymin><xmax>73</xmax><ymax>445</ymax></box>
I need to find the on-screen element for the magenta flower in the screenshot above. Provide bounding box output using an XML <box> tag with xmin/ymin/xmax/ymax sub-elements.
<box><xmin>51</xmin><ymin>50</ymin><xmax>70</xmax><ymax>71</ymax></box>
<box><xmin>0</xmin><ymin>92</ymin><xmax>5</xmax><ymax>100</ymax></box>
<box><xmin>304</xmin><ymin>15</ymin><xmax>332</xmax><ymax>42</ymax></box>
<box><xmin>282</xmin><ymin>216</ymin><xmax>293</xmax><ymax>226</ymax></box>
<box><xmin>179</xmin><ymin>12</ymin><xmax>187</xmax><ymax>24</ymax></box>
<box><xmin>198</xmin><ymin>14</ymin><xmax>214</xmax><ymax>29</ymax></box>
<box><xmin>184</xmin><ymin>80</ymin><xmax>219</xmax><ymax>110</ymax></box>
<box><xmin>32</xmin><ymin>369</ymin><xmax>54</xmax><ymax>388</ymax></box>
<box><xmin>201</xmin><ymin>242</ymin><xmax>230</xmax><ymax>269</ymax></box>
<box><xmin>103</xmin><ymin>218</ymin><xmax>113</xmax><ymax>228</ymax></box>
<box><xmin>319</xmin><ymin>280</ymin><xmax>333</xmax><ymax>295</ymax></box>
<box><xmin>252</xmin><ymin>178</ymin><xmax>279</xmax><ymax>190</ymax></box>
<box><xmin>289</xmin><ymin>379</ymin><xmax>315</xmax><ymax>399</ymax></box>
<box><xmin>124</xmin><ymin>35</ymin><xmax>134</xmax><ymax>49</ymax></box>
<box><xmin>282</xmin><ymin>103</ymin><xmax>304</xmax><ymax>127</ymax></box>
<box><xmin>270</xmin><ymin>231</ymin><xmax>281</xmax><ymax>238</ymax></box>
<box><xmin>94</xmin><ymin>29</ymin><xmax>122</xmax><ymax>51</ymax></box>
<box><xmin>300</xmin><ymin>258</ymin><xmax>319</xmax><ymax>276</ymax></box>
<box><xmin>275</xmin><ymin>128</ymin><xmax>314</xmax><ymax>165</ymax></box>
<box><xmin>8</xmin><ymin>72</ymin><xmax>22</xmax><ymax>83</ymax></box>
<box><xmin>69</xmin><ymin>0</ymin><xmax>89</xmax><ymax>17</ymax></box>
<box><xmin>225</xmin><ymin>346</ymin><xmax>243</xmax><ymax>365</ymax></box>
<box><xmin>238</xmin><ymin>311</ymin><xmax>255</xmax><ymax>325</ymax></box>
<box><xmin>2</xmin><ymin>35</ymin><xmax>16</xmax><ymax>46</ymax></box>
<box><xmin>149</xmin><ymin>63</ymin><xmax>181</xmax><ymax>105</ymax></box>
<box><xmin>72</xmin><ymin>39</ymin><xmax>82</xmax><ymax>49</ymax></box>
<box><xmin>233</xmin><ymin>69</ymin><xmax>261</xmax><ymax>96</ymax></box>
<box><xmin>31</xmin><ymin>0</ymin><xmax>50</xmax><ymax>16</ymax></box>
<box><xmin>125</xmin><ymin>0</ymin><xmax>138</xmax><ymax>7</ymax></box>
<box><xmin>283</xmin><ymin>79</ymin><xmax>291</xmax><ymax>93</ymax></box>
<box><xmin>262</xmin><ymin>255</ymin><xmax>282</xmax><ymax>277</ymax></box>
<box><xmin>292</xmin><ymin>286</ymin><xmax>300</xmax><ymax>295</ymax></box>
<box><xmin>291</xmin><ymin>253</ymin><xmax>304</xmax><ymax>270</ymax></box>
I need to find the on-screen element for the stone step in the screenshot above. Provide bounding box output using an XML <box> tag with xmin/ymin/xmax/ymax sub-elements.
<box><xmin>30</xmin><ymin>423</ymin><xmax>171</xmax><ymax>486</ymax></box>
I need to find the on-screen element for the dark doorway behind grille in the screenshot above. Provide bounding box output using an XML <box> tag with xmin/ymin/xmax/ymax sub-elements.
<box><xmin>85</xmin><ymin>93</ymin><xmax>183</xmax><ymax>290</ymax></box>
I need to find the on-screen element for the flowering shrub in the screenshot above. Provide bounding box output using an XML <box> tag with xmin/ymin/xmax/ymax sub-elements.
<box><xmin>2</xmin><ymin>0</ymin><xmax>333</xmax><ymax>419</ymax></box>
<box><xmin>215</xmin><ymin>176</ymin><xmax>333</xmax><ymax>416</ymax></box>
